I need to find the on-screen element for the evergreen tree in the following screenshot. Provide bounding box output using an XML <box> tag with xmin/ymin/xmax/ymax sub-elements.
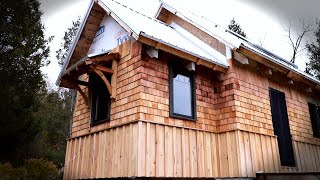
<box><xmin>228</xmin><ymin>18</ymin><xmax>247</xmax><ymax>37</ymax></box>
<box><xmin>306</xmin><ymin>21</ymin><xmax>320</xmax><ymax>79</ymax></box>
<box><xmin>0</xmin><ymin>0</ymin><xmax>52</xmax><ymax>163</ymax></box>
<box><xmin>56</xmin><ymin>18</ymin><xmax>81</xmax><ymax>66</ymax></box>
<box><xmin>29</xmin><ymin>89</ymin><xmax>73</xmax><ymax>167</ymax></box>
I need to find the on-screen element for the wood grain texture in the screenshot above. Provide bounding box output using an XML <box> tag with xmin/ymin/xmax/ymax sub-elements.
<box><xmin>64</xmin><ymin>121</ymin><xmax>320</xmax><ymax>179</ymax></box>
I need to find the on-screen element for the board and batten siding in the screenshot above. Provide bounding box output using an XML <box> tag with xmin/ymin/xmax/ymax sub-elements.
<box><xmin>64</xmin><ymin>121</ymin><xmax>281</xmax><ymax>179</ymax></box>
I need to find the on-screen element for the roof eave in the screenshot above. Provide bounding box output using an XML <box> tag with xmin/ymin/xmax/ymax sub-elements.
<box><xmin>240</xmin><ymin>44</ymin><xmax>320</xmax><ymax>86</ymax></box>
<box><xmin>56</xmin><ymin>0</ymin><xmax>95</xmax><ymax>86</ymax></box>
<box><xmin>138</xmin><ymin>32</ymin><xmax>229</xmax><ymax>72</ymax></box>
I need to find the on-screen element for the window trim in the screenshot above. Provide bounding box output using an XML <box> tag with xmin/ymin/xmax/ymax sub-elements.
<box><xmin>89</xmin><ymin>73</ymin><xmax>111</xmax><ymax>126</ymax></box>
<box><xmin>308</xmin><ymin>102</ymin><xmax>320</xmax><ymax>138</ymax></box>
<box><xmin>169</xmin><ymin>61</ymin><xmax>197</xmax><ymax>121</ymax></box>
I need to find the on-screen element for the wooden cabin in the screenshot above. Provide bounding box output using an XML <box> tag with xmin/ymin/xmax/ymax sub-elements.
<box><xmin>57</xmin><ymin>0</ymin><xmax>320</xmax><ymax>179</ymax></box>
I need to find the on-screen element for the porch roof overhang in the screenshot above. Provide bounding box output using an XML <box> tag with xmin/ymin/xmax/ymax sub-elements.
<box><xmin>59</xmin><ymin>51</ymin><xmax>119</xmax><ymax>89</ymax></box>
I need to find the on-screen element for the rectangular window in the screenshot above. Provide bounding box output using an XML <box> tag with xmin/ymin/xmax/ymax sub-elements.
<box><xmin>269</xmin><ymin>88</ymin><xmax>295</xmax><ymax>167</ymax></box>
<box><xmin>89</xmin><ymin>73</ymin><xmax>111</xmax><ymax>125</ymax></box>
<box><xmin>169</xmin><ymin>61</ymin><xmax>196</xmax><ymax>120</ymax></box>
<box><xmin>308</xmin><ymin>103</ymin><xmax>320</xmax><ymax>138</ymax></box>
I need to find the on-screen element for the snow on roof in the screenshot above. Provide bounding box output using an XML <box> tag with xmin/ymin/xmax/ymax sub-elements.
<box><xmin>158</xmin><ymin>2</ymin><xmax>320</xmax><ymax>85</ymax></box>
<box><xmin>97</xmin><ymin>0</ymin><xmax>228</xmax><ymax>67</ymax></box>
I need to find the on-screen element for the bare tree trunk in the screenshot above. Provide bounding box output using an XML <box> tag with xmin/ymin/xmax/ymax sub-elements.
<box><xmin>283</xmin><ymin>19</ymin><xmax>313</xmax><ymax>64</ymax></box>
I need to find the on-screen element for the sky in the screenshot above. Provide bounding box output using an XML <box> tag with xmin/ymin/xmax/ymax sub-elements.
<box><xmin>39</xmin><ymin>0</ymin><xmax>320</xmax><ymax>85</ymax></box>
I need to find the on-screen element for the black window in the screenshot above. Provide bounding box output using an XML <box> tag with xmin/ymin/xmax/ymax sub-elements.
<box><xmin>308</xmin><ymin>103</ymin><xmax>320</xmax><ymax>138</ymax></box>
<box><xmin>89</xmin><ymin>73</ymin><xmax>111</xmax><ymax>125</ymax></box>
<box><xmin>269</xmin><ymin>88</ymin><xmax>295</xmax><ymax>167</ymax></box>
<box><xmin>169</xmin><ymin>61</ymin><xmax>196</xmax><ymax>120</ymax></box>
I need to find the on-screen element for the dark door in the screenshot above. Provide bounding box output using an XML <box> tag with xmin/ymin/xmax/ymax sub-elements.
<box><xmin>269</xmin><ymin>88</ymin><xmax>295</xmax><ymax>167</ymax></box>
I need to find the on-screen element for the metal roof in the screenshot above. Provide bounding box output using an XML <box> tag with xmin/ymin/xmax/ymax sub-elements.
<box><xmin>96</xmin><ymin>0</ymin><xmax>228</xmax><ymax>68</ymax></box>
<box><xmin>157</xmin><ymin>2</ymin><xmax>320</xmax><ymax>85</ymax></box>
<box><xmin>56</xmin><ymin>0</ymin><xmax>230</xmax><ymax>86</ymax></box>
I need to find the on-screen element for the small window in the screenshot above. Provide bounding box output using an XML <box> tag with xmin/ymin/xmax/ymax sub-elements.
<box><xmin>89</xmin><ymin>73</ymin><xmax>111</xmax><ymax>125</ymax></box>
<box><xmin>308</xmin><ymin>103</ymin><xmax>320</xmax><ymax>138</ymax></box>
<box><xmin>169</xmin><ymin>61</ymin><xmax>196</xmax><ymax>120</ymax></box>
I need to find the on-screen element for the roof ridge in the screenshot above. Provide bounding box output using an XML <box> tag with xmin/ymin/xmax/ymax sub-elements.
<box><xmin>109</xmin><ymin>0</ymin><xmax>171</xmax><ymax>27</ymax></box>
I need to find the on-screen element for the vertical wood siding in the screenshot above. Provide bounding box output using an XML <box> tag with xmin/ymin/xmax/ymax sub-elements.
<box><xmin>64</xmin><ymin>121</ymin><xmax>320</xmax><ymax>179</ymax></box>
<box><xmin>63</xmin><ymin>122</ymin><xmax>139</xmax><ymax>179</ymax></box>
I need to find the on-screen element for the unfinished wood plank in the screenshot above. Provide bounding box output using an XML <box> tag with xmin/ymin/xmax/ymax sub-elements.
<box><xmin>173</xmin><ymin>127</ymin><xmax>182</xmax><ymax>177</ymax></box>
<box><xmin>254</xmin><ymin>134</ymin><xmax>263</xmax><ymax>173</ymax></box>
<box><xmin>127</xmin><ymin>124</ymin><xmax>133</xmax><ymax>177</ymax></box>
<box><xmin>260</xmin><ymin>135</ymin><xmax>269</xmax><ymax>172</ymax></box>
<box><xmin>314</xmin><ymin>145</ymin><xmax>320</xmax><ymax>172</ymax></box>
<box><xmin>112</xmin><ymin>128</ymin><xmax>119</xmax><ymax>177</ymax></box>
<box><xmin>165</xmin><ymin>126</ymin><xmax>174</xmax><ymax>177</ymax></box>
<box><xmin>197</xmin><ymin>131</ymin><xmax>205</xmax><ymax>177</ymax></box>
<box><xmin>146</xmin><ymin>123</ymin><xmax>156</xmax><ymax>177</ymax></box>
<box><xmin>306</xmin><ymin>143</ymin><xmax>314</xmax><ymax>171</ymax></box>
<box><xmin>227</xmin><ymin>131</ymin><xmax>239</xmax><ymax>177</ymax></box>
<box><xmin>310</xmin><ymin>144</ymin><xmax>318</xmax><ymax>171</ymax></box>
<box><xmin>120</xmin><ymin>126</ymin><xmax>126</xmax><ymax>176</ymax></box>
<box><xmin>111</xmin><ymin>60</ymin><xmax>118</xmax><ymax>99</ymax></box>
<box><xmin>63</xmin><ymin>140</ymin><xmax>71</xmax><ymax>180</ymax></box>
<box><xmin>146</xmin><ymin>122</ymin><xmax>151</xmax><ymax>177</ymax></box>
<box><xmin>211</xmin><ymin>133</ymin><xmax>219</xmax><ymax>177</ymax></box>
<box><xmin>89</xmin><ymin>53</ymin><xmax>120</xmax><ymax>64</ymax></box>
<box><xmin>274</xmin><ymin>137</ymin><xmax>282</xmax><ymax>173</ymax></box>
<box><xmin>75</xmin><ymin>84</ymin><xmax>89</xmax><ymax>107</ymax></box>
<box><xmin>299</xmin><ymin>142</ymin><xmax>307</xmax><ymax>171</ymax></box>
<box><xmin>76</xmin><ymin>138</ymin><xmax>84</xmax><ymax>179</ymax></box>
<box><xmin>243</xmin><ymin>132</ymin><xmax>253</xmax><ymax>177</ymax></box>
<box><xmin>83</xmin><ymin>135</ymin><xmax>91</xmax><ymax>178</ymax></box>
<box><xmin>266</xmin><ymin>136</ymin><xmax>275</xmax><ymax>173</ymax></box>
<box><xmin>204</xmin><ymin>132</ymin><xmax>213</xmax><ymax>177</ymax></box>
<box><xmin>92</xmin><ymin>65</ymin><xmax>114</xmax><ymax>74</ymax></box>
<box><xmin>106</xmin><ymin>129</ymin><xmax>113</xmax><ymax>177</ymax></box>
<box><xmin>156</xmin><ymin>124</ymin><xmax>165</xmax><ymax>176</ymax></box>
<box><xmin>219</xmin><ymin>133</ymin><xmax>229</xmax><ymax>177</ymax></box>
<box><xmin>70</xmin><ymin>138</ymin><xmax>78</xmax><ymax>180</ymax></box>
<box><xmin>189</xmin><ymin>129</ymin><xmax>198</xmax><ymax>177</ymax></box>
<box><xmin>132</xmin><ymin>123</ymin><xmax>138</xmax><ymax>176</ymax></box>
<box><xmin>271</xmin><ymin>136</ymin><xmax>280</xmax><ymax>173</ymax></box>
<box><xmin>293</xmin><ymin>141</ymin><xmax>302</xmax><ymax>171</ymax></box>
<box><xmin>101</xmin><ymin>131</ymin><xmax>108</xmax><ymax>177</ymax></box>
<box><xmin>98</xmin><ymin>131</ymin><xmax>104</xmax><ymax>178</ymax></box>
<box><xmin>181</xmin><ymin>128</ymin><xmax>190</xmax><ymax>177</ymax></box>
<box><xmin>137</xmin><ymin>121</ymin><xmax>146</xmax><ymax>176</ymax></box>
<box><xmin>124</xmin><ymin>125</ymin><xmax>130</xmax><ymax>177</ymax></box>
<box><xmin>92</xmin><ymin>133</ymin><xmax>100</xmax><ymax>178</ymax></box>
<box><xmin>79</xmin><ymin>136</ymin><xmax>86</xmax><ymax>178</ymax></box>
<box><xmin>237</xmin><ymin>131</ymin><xmax>247</xmax><ymax>176</ymax></box>
<box><xmin>248</xmin><ymin>133</ymin><xmax>257</xmax><ymax>175</ymax></box>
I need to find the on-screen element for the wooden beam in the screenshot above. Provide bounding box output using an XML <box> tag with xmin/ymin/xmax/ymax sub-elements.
<box><xmin>74</xmin><ymin>84</ymin><xmax>89</xmax><ymax>107</ymax></box>
<box><xmin>213</xmin><ymin>65</ymin><xmax>228</xmax><ymax>73</ymax></box>
<box><xmin>69</xmin><ymin>79</ymin><xmax>89</xmax><ymax>87</ymax></box>
<box><xmin>111</xmin><ymin>60</ymin><xmax>118</xmax><ymax>100</ymax></box>
<box><xmin>89</xmin><ymin>53</ymin><xmax>120</xmax><ymax>64</ymax></box>
<box><xmin>138</xmin><ymin>35</ymin><xmax>228</xmax><ymax>73</ymax></box>
<box><xmin>233</xmin><ymin>50</ymin><xmax>249</xmax><ymax>64</ymax></box>
<box><xmin>237</xmin><ymin>47</ymin><xmax>289</xmax><ymax>74</ymax></box>
<box><xmin>93</xmin><ymin>69</ymin><xmax>113</xmax><ymax>97</ymax></box>
<box><xmin>287</xmin><ymin>71</ymin><xmax>302</xmax><ymax>82</ymax></box>
<box><xmin>91</xmin><ymin>65</ymin><xmax>113</xmax><ymax>74</ymax></box>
